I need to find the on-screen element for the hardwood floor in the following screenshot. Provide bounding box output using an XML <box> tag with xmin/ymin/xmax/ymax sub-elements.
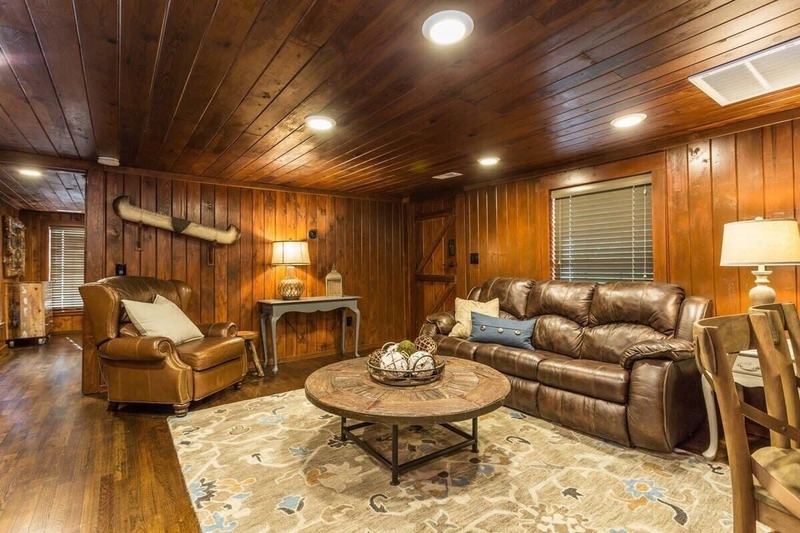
<box><xmin>0</xmin><ymin>334</ymin><xmax>338</xmax><ymax>532</ymax></box>
<box><xmin>0</xmin><ymin>334</ymin><xmax>723</xmax><ymax>532</ymax></box>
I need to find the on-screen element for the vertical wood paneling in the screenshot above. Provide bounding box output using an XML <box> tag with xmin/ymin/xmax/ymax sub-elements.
<box><xmin>424</xmin><ymin>122</ymin><xmax>800</xmax><ymax>325</ymax></box>
<box><xmin>81</xmin><ymin>170</ymin><xmax>406</xmax><ymax>393</ymax></box>
<box><xmin>710</xmin><ymin>135</ymin><xmax>740</xmax><ymax>316</ymax></box>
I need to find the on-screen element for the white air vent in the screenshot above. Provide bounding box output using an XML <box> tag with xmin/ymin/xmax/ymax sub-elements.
<box><xmin>689</xmin><ymin>37</ymin><xmax>800</xmax><ymax>106</ymax></box>
<box><xmin>432</xmin><ymin>171</ymin><xmax>463</xmax><ymax>180</ymax></box>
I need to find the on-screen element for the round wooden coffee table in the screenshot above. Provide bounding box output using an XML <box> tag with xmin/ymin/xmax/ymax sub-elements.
<box><xmin>305</xmin><ymin>356</ymin><xmax>510</xmax><ymax>485</ymax></box>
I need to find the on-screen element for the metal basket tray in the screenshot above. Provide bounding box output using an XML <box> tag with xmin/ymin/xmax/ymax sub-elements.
<box><xmin>366</xmin><ymin>352</ymin><xmax>445</xmax><ymax>387</ymax></box>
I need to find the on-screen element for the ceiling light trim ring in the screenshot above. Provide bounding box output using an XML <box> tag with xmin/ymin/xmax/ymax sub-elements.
<box><xmin>422</xmin><ymin>10</ymin><xmax>474</xmax><ymax>45</ymax></box>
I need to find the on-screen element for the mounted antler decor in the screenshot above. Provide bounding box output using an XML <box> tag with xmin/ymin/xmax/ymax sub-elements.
<box><xmin>112</xmin><ymin>195</ymin><xmax>241</xmax><ymax>245</ymax></box>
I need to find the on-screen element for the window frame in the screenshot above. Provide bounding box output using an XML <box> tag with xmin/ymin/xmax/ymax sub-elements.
<box><xmin>47</xmin><ymin>222</ymin><xmax>86</xmax><ymax>313</ymax></box>
<box><xmin>550</xmin><ymin>173</ymin><xmax>653</xmax><ymax>283</ymax></box>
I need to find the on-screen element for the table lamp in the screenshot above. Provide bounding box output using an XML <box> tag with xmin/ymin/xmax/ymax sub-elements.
<box><xmin>720</xmin><ymin>217</ymin><xmax>800</xmax><ymax>306</ymax></box>
<box><xmin>271</xmin><ymin>240</ymin><xmax>311</xmax><ymax>300</ymax></box>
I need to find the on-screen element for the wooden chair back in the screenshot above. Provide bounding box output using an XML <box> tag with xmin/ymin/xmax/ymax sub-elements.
<box><xmin>694</xmin><ymin>314</ymin><xmax>756</xmax><ymax>531</ymax></box>
<box><xmin>749</xmin><ymin>304</ymin><xmax>800</xmax><ymax>448</ymax></box>
<box><xmin>694</xmin><ymin>312</ymin><xmax>800</xmax><ymax>533</ymax></box>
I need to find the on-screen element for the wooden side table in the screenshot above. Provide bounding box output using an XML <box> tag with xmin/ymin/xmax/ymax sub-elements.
<box><xmin>238</xmin><ymin>330</ymin><xmax>265</xmax><ymax>377</ymax></box>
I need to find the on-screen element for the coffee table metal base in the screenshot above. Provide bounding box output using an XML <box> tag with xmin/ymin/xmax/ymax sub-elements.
<box><xmin>340</xmin><ymin>417</ymin><xmax>478</xmax><ymax>485</ymax></box>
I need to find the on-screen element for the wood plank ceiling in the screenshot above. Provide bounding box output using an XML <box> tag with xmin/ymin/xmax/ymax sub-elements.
<box><xmin>0</xmin><ymin>165</ymin><xmax>85</xmax><ymax>212</ymax></box>
<box><xmin>1</xmin><ymin>0</ymin><xmax>800</xmax><ymax>196</ymax></box>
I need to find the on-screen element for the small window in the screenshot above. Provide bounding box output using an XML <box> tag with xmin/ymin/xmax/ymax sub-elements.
<box><xmin>49</xmin><ymin>226</ymin><xmax>85</xmax><ymax>310</ymax></box>
<box><xmin>551</xmin><ymin>175</ymin><xmax>652</xmax><ymax>282</ymax></box>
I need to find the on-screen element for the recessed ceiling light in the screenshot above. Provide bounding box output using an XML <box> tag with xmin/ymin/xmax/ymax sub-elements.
<box><xmin>97</xmin><ymin>156</ymin><xmax>120</xmax><ymax>166</ymax></box>
<box><xmin>478</xmin><ymin>156</ymin><xmax>500</xmax><ymax>166</ymax></box>
<box><xmin>19</xmin><ymin>168</ymin><xmax>42</xmax><ymax>177</ymax></box>
<box><xmin>304</xmin><ymin>115</ymin><xmax>336</xmax><ymax>131</ymax></box>
<box><xmin>432</xmin><ymin>171</ymin><xmax>463</xmax><ymax>180</ymax></box>
<box><xmin>422</xmin><ymin>10</ymin><xmax>474</xmax><ymax>45</ymax></box>
<box><xmin>610</xmin><ymin>113</ymin><xmax>647</xmax><ymax>128</ymax></box>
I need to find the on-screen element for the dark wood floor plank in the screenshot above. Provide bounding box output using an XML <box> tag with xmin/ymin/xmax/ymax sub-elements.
<box><xmin>0</xmin><ymin>335</ymin><xmax>347</xmax><ymax>530</ymax></box>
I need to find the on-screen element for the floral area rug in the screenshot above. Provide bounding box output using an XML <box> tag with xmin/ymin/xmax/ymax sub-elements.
<box><xmin>168</xmin><ymin>389</ymin><xmax>746</xmax><ymax>533</ymax></box>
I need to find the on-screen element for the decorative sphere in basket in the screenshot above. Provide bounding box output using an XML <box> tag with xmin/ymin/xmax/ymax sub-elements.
<box><xmin>367</xmin><ymin>336</ymin><xmax>443</xmax><ymax>386</ymax></box>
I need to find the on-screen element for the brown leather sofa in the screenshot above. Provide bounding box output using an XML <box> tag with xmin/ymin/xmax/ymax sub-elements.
<box><xmin>421</xmin><ymin>278</ymin><xmax>713</xmax><ymax>452</ymax></box>
<box><xmin>80</xmin><ymin>276</ymin><xmax>248</xmax><ymax>416</ymax></box>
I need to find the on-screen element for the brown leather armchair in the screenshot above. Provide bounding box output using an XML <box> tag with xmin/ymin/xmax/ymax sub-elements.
<box><xmin>80</xmin><ymin>276</ymin><xmax>247</xmax><ymax>416</ymax></box>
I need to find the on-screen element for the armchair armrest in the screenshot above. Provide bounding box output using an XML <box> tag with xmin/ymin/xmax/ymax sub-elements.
<box><xmin>620</xmin><ymin>338</ymin><xmax>695</xmax><ymax>370</ymax></box>
<box><xmin>100</xmin><ymin>336</ymin><xmax>174</xmax><ymax>362</ymax></box>
<box><xmin>423</xmin><ymin>312</ymin><xmax>456</xmax><ymax>336</ymax></box>
<box><xmin>197</xmin><ymin>322</ymin><xmax>238</xmax><ymax>338</ymax></box>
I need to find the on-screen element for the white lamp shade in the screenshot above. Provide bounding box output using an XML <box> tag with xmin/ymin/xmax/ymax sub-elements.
<box><xmin>720</xmin><ymin>218</ymin><xmax>800</xmax><ymax>266</ymax></box>
<box><xmin>271</xmin><ymin>240</ymin><xmax>310</xmax><ymax>265</ymax></box>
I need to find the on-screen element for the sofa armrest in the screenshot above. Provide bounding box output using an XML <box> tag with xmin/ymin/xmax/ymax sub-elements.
<box><xmin>197</xmin><ymin>322</ymin><xmax>238</xmax><ymax>338</ymax></box>
<box><xmin>620</xmin><ymin>338</ymin><xmax>695</xmax><ymax>370</ymax></box>
<box><xmin>100</xmin><ymin>336</ymin><xmax>173</xmax><ymax>362</ymax></box>
<box><xmin>421</xmin><ymin>312</ymin><xmax>456</xmax><ymax>336</ymax></box>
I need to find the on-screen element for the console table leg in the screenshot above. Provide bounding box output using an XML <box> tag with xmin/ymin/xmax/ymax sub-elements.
<box><xmin>270</xmin><ymin>315</ymin><xmax>280</xmax><ymax>374</ymax></box>
<box><xmin>472</xmin><ymin>417</ymin><xmax>479</xmax><ymax>453</ymax></box>
<box><xmin>701</xmin><ymin>377</ymin><xmax>718</xmax><ymax>460</ymax></box>
<box><xmin>353</xmin><ymin>307</ymin><xmax>361</xmax><ymax>357</ymax></box>
<box><xmin>259</xmin><ymin>312</ymin><xmax>270</xmax><ymax>372</ymax></box>
<box><xmin>391</xmin><ymin>425</ymin><xmax>399</xmax><ymax>486</ymax></box>
<box><xmin>341</xmin><ymin>309</ymin><xmax>346</xmax><ymax>356</ymax></box>
<box><xmin>340</xmin><ymin>417</ymin><xmax>347</xmax><ymax>442</ymax></box>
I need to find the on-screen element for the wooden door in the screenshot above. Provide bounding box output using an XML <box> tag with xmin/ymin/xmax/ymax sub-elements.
<box><xmin>412</xmin><ymin>199</ymin><xmax>457</xmax><ymax>334</ymax></box>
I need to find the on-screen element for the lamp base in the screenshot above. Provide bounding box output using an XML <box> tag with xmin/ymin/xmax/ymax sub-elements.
<box><xmin>749</xmin><ymin>266</ymin><xmax>776</xmax><ymax>306</ymax></box>
<box><xmin>278</xmin><ymin>266</ymin><xmax>305</xmax><ymax>300</ymax></box>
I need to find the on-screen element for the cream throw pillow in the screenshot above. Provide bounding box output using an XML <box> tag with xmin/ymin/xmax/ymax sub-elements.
<box><xmin>122</xmin><ymin>295</ymin><xmax>203</xmax><ymax>345</ymax></box>
<box><xmin>449</xmin><ymin>297</ymin><xmax>500</xmax><ymax>339</ymax></box>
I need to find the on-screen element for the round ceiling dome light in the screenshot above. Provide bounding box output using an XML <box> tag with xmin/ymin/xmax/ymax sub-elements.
<box><xmin>18</xmin><ymin>168</ymin><xmax>42</xmax><ymax>177</ymax></box>
<box><xmin>478</xmin><ymin>156</ymin><xmax>500</xmax><ymax>166</ymax></box>
<box><xmin>610</xmin><ymin>113</ymin><xmax>647</xmax><ymax>128</ymax></box>
<box><xmin>304</xmin><ymin>115</ymin><xmax>336</xmax><ymax>131</ymax></box>
<box><xmin>422</xmin><ymin>10</ymin><xmax>474</xmax><ymax>45</ymax></box>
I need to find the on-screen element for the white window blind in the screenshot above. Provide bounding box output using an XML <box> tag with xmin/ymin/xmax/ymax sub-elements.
<box><xmin>49</xmin><ymin>226</ymin><xmax>85</xmax><ymax>310</ymax></box>
<box><xmin>551</xmin><ymin>175</ymin><xmax>653</xmax><ymax>282</ymax></box>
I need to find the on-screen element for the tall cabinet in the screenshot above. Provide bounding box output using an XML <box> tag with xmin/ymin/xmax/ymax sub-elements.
<box><xmin>5</xmin><ymin>281</ymin><xmax>52</xmax><ymax>346</ymax></box>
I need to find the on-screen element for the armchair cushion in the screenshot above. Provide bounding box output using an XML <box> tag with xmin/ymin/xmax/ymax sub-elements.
<box><xmin>122</xmin><ymin>295</ymin><xmax>203</xmax><ymax>345</ymax></box>
<box><xmin>619</xmin><ymin>338</ymin><xmax>694</xmax><ymax>370</ymax></box>
<box><xmin>176</xmin><ymin>337</ymin><xmax>246</xmax><ymax>371</ymax></box>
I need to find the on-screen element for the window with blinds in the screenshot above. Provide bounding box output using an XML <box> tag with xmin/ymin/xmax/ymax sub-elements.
<box><xmin>49</xmin><ymin>226</ymin><xmax>85</xmax><ymax>310</ymax></box>
<box><xmin>551</xmin><ymin>175</ymin><xmax>653</xmax><ymax>283</ymax></box>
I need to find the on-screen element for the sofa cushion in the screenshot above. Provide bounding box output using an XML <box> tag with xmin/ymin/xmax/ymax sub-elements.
<box><xmin>589</xmin><ymin>281</ymin><xmax>684</xmax><ymax>335</ymax></box>
<box><xmin>581</xmin><ymin>323</ymin><xmax>667</xmax><ymax>364</ymax></box>
<box><xmin>532</xmin><ymin>315</ymin><xmax>584</xmax><ymax>358</ymax></box>
<box><xmin>450</xmin><ymin>297</ymin><xmax>499</xmax><ymax>338</ymax></box>
<box><xmin>537</xmin><ymin>358</ymin><xmax>630</xmax><ymax>404</ymax></box>
<box><xmin>476</xmin><ymin>278</ymin><xmax>534</xmax><ymax>319</ymax></box>
<box><xmin>177</xmin><ymin>337</ymin><xmax>245</xmax><ymax>371</ymax></box>
<box><xmin>526</xmin><ymin>280</ymin><xmax>596</xmax><ymax>326</ymax></box>
<box><xmin>468</xmin><ymin>312</ymin><xmax>535</xmax><ymax>349</ymax></box>
<box><xmin>474</xmin><ymin>344</ymin><xmax>568</xmax><ymax>381</ymax></box>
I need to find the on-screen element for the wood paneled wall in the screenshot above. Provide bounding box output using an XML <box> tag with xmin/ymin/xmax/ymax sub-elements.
<box><xmin>82</xmin><ymin>169</ymin><xmax>406</xmax><ymax>393</ymax></box>
<box><xmin>19</xmin><ymin>210</ymin><xmax>85</xmax><ymax>333</ymax></box>
<box><xmin>424</xmin><ymin>120</ymin><xmax>800</xmax><ymax>319</ymax></box>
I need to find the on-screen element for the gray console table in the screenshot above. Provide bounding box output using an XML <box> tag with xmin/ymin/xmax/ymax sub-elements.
<box><xmin>258</xmin><ymin>296</ymin><xmax>361</xmax><ymax>374</ymax></box>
